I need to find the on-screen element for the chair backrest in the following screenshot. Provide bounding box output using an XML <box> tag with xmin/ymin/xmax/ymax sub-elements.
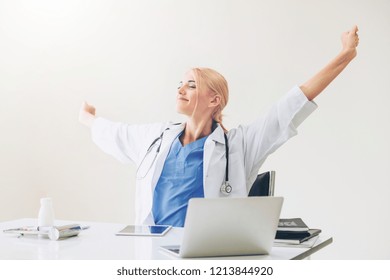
<box><xmin>248</xmin><ymin>171</ymin><xmax>275</xmax><ymax>197</ymax></box>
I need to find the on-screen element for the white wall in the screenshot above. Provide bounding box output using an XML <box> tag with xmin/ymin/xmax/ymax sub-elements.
<box><xmin>0</xmin><ymin>0</ymin><xmax>389</xmax><ymax>259</ymax></box>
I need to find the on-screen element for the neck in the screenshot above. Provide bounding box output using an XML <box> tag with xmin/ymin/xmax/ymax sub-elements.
<box><xmin>180</xmin><ymin>117</ymin><xmax>214</xmax><ymax>146</ymax></box>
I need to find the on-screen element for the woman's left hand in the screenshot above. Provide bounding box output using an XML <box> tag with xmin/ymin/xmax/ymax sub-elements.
<box><xmin>341</xmin><ymin>25</ymin><xmax>359</xmax><ymax>57</ymax></box>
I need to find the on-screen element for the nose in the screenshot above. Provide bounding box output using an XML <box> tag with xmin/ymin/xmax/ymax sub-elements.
<box><xmin>178</xmin><ymin>85</ymin><xmax>185</xmax><ymax>95</ymax></box>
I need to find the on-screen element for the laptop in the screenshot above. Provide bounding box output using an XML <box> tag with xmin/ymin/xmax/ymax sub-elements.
<box><xmin>160</xmin><ymin>196</ymin><xmax>283</xmax><ymax>258</ymax></box>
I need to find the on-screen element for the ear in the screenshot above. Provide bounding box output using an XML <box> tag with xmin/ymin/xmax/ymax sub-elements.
<box><xmin>208</xmin><ymin>95</ymin><xmax>221</xmax><ymax>108</ymax></box>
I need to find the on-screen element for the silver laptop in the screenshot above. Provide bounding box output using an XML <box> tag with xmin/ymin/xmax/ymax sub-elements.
<box><xmin>160</xmin><ymin>196</ymin><xmax>283</xmax><ymax>258</ymax></box>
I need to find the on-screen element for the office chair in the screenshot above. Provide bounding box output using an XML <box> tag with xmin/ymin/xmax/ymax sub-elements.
<box><xmin>248</xmin><ymin>170</ymin><xmax>275</xmax><ymax>197</ymax></box>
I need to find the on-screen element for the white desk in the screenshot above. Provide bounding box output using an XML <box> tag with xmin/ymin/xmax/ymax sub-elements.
<box><xmin>0</xmin><ymin>219</ymin><xmax>332</xmax><ymax>260</ymax></box>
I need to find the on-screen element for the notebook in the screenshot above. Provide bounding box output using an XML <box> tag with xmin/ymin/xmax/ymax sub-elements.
<box><xmin>160</xmin><ymin>196</ymin><xmax>283</xmax><ymax>258</ymax></box>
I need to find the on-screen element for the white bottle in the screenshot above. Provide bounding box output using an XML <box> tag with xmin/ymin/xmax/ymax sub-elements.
<box><xmin>38</xmin><ymin>197</ymin><xmax>55</xmax><ymax>229</ymax></box>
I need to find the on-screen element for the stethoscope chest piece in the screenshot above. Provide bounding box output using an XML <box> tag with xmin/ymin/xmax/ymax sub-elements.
<box><xmin>220</xmin><ymin>181</ymin><xmax>232</xmax><ymax>195</ymax></box>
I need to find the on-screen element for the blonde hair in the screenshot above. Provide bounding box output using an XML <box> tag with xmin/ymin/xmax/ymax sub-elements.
<box><xmin>191</xmin><ymin>67</ymin><xmax>229</xmax><ymax>132</ymax></box>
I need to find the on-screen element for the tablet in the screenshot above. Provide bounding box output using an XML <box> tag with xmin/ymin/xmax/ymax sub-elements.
<box><xmin>116</xmin><ymin>225</ymin><xmax>172</xmax><ymax>236</ymax></box>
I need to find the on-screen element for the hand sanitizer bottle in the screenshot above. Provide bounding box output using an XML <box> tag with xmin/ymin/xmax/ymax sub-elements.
<box><xmin>38</xmin><ymin>197</ymin><xmax>55</xmax><ymax>230</ymax></box>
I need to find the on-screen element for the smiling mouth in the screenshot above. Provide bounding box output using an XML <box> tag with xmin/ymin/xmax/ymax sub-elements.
<box><xmin>177</xmin><ymin>97</ymin><xmax>189</xmax><ymax>101</ymax></box>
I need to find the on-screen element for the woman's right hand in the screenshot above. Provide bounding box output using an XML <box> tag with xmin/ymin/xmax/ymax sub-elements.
<box><xmin>79</xmin><ymin>101</ymin><xmax>96</xmax><ymax>127</ymax></box>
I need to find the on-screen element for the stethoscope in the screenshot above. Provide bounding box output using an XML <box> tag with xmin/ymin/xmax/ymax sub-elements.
<box><xmin>220</xmin><ymin>133</ymin><xmax>232</xmax><ymax>195</ymax></box>
<box><xmin>136</xmin><ymin>124</ymin><xmax>232</xmax><ymax>195</ymax></box>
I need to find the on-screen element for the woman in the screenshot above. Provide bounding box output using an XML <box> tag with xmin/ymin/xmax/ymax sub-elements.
<box><xmin>79</xmin><ymin>26</ymin><xmax>359</xmax><ymax>227</ymax></box>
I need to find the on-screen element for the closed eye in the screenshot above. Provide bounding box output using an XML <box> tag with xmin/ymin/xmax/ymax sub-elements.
<box><xmin>177</xmin><ymin>80</ymin><xmax>196</xmax><ymax>89</ymax></box>
<box><xmin>188</xmin><ymin>80</ymin><xmax>196</xmax><ymax>89</ymax></box>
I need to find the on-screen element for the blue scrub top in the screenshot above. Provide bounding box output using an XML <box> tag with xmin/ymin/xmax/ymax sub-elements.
<box><xmin>152</xmin><ymin>134</ymin><xmax>207</xmax><ymax>227</ymax></box>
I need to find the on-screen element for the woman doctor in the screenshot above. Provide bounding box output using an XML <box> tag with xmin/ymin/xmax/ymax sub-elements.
<box><xmin>79</xmin><ymin>26</ymin><xmax>359</xmax><ymax>227</ymax></box>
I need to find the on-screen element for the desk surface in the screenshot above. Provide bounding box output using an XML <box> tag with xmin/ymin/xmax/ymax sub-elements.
<box><xmin>0</xmin><ymin>219</ymin><xmax>332</xmax><ymax>260</ymax></box>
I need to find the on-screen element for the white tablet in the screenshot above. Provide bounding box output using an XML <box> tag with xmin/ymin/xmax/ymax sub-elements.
<box><xmin>116</xmin><ymin>225</ymin><xmax>172</xmax><ymax>236</ymax></box>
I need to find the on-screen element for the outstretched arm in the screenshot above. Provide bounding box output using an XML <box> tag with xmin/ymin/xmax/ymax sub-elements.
<box><xmin>300</xmin><ymin>25</ymin><xmax>359</xmax><ymax>101</ymax></box>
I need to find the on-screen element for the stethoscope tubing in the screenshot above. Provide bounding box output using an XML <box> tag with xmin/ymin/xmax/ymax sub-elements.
<box><xmin>136</xmin><ymin>124</ymin><xmax>232</xmax><ymax>194</ymax></box>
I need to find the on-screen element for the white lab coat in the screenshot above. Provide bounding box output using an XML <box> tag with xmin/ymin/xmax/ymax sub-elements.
<box><xmin>91</xmin><ymin>86</ymin><xmax>317</xmax><ymax>224</ymax></box>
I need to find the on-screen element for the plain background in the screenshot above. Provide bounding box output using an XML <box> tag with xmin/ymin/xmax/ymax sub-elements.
<box><xmin>0</xmin><ymin>0</ymin><xmax>389</xmax><ymax>259</ymax></box>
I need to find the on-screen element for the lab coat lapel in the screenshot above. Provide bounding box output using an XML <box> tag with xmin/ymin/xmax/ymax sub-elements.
<box><xmin>203</xmin><ymin>125</ymin><xmax>225</xmax><ymax>196</ymax></box>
